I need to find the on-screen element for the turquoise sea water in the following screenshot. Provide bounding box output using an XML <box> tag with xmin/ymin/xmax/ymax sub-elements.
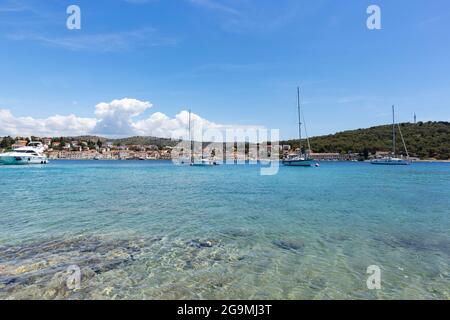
<box><xmin>0</xmin><ymin>160</ymin><xmax>449</xmax><ymax>299</ymax></box>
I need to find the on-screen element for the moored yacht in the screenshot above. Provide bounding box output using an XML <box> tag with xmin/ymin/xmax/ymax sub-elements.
<box><xmin>371</xmin><ymin>157</ymin><xmax>411</xmax><ymax>165</ymax></box>
<box><xmin>282</xmin><ymin>87</ymin><xmax>317</xmax><ymax>167</ymax></box>
<box><xmin>371</xmin><ymin>106</ymin><xmax>411</xmax><ymax>166</ymax></box>
<box><xmin>0</xmin><ymin>141</ymin><xmax>48</xmax><ymax>165</ymax></box>
<box><xmin>192</xmin><ymin>157</ymin><xmax>220</xmax><ymax>166</ymax></box>
<box><xmin>283</xmin><ymin>153</ymin><xmax>316</xmax><ymax>167</ymax></box>
<box><xmin>184</xmin><ymin>110</ymin><xmax>220</xmax><ymax>167</ymax></box>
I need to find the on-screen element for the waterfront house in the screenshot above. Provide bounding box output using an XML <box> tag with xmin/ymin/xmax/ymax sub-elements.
<box><xmin>146</xmin><ymin>145</ymin><xmax>159</xmax><ymax>151</ymax></box>
<box><xmin>42</xmin><ymin>138</ymin><xmax>52</xmax><ymax>146</ymax></box>
<box><xmin>12</xmin><ymin>140</ymin><xmax>28</xmax><ymax>148</ymax></box>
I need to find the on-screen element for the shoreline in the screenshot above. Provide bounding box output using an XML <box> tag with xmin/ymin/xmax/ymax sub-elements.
<box><xmin>45</xmin><ymin>158</ymin><xmax>450</xmax><ymax>164</ymax></box>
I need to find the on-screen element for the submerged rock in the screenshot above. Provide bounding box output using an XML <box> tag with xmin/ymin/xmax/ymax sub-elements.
<box><xmin>222</xmin><ymin>229</ymin><xmax>253</xmax><ymax>238</ymax></box>
<box><xmin>187</xmin><ymin>239</ymin><xmax>215</xmax><ymax>249</ymax></box>
<box><xmin>374</xmin><ymin>233</ymin><xmax>450</xmax><ymax>256</ymax></box>
<box><xmin>0</xmin><ymin>234</ymin><xmax>248</xmax><ymax>299</ymax></box>
<box><xmin>0</xmin><ymin>235</ymin><xmax>155</xmax><ymax>296</ymax></box>
<box><xmin>328</xmin><ymin>234</ymin><xmax>351</xmax><ymax>242</ymax></box>
<box><xmin>272</xmin><ymin>239</ymin><xmax>305</xmax><ymax>253</ymax></box>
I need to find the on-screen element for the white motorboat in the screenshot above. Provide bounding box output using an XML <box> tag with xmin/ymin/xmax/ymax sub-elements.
<box><xmin>0</xmin><ymin>141</ymin><xmax>48</xmax><ymax>165</ymax></box>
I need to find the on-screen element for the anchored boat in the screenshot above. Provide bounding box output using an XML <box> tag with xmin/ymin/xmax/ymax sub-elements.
<box><xmin>0</xmin><ymin>141</ymin><xmax>48</xmax><ymax>165</ymax></box>
<box><xmin>282</xmin><ymin>87</ymin><xmax>317</xmax><ymax>167</ymax></box>
<box><xmin>186</xmin><ymin>110</ymin><xmax>219</xmax><ymax>167</ymax></box>
<box><xmin>371</xmin><ymin>106</ymin><xmax>411</xmax><ymax>166</ymax></box>
<box><xmin>191</xmin><ymin>158</ymin><xmax>219</xmax><ymax>166</ymax></box>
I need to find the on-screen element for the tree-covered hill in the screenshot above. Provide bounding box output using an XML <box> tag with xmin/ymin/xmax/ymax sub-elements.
<box><xmin>281</xmin><ymin>121</ymin><xmax>450</xmax><ymax>160</ymax></box>
<box><xmin>112</xmin><ymin>136</ymin><xmax>181</xmax><ymax>147</ymax></box>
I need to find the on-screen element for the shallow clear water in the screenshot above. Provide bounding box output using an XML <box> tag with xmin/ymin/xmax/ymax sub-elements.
<box><xmin>0</xmin><ymin>160</ymin><xmax>449</xmax><ymax>299</ymax></box>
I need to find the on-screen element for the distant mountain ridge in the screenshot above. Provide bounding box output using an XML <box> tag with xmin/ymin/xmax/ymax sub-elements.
<box><xmin>64</xmin><ymin>135</ymin><xmax>181</xmax><ymax>147</ymax></box>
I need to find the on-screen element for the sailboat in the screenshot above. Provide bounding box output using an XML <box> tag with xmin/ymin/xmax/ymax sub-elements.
<box><xmin>187</xmin><ymin>110</ymin><xmax>219</xmax><ymax>166</ymax></box>
<box><xmin>371</xmin><ymin>105</ymin><xmax>411</xmax><ymax>165</ymax></box>
<box><xmin>282</xmin><ymin>87</ymin><xmax>316</xmax><ymax>167</ymax></box>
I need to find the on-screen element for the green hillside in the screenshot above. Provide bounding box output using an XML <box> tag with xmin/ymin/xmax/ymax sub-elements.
<box><xmin>112</xmin><ymin>136</ymin><xmax>181</xmax><ymax>147</ymax></box>
<box><xmin>281</xmin><ymin>121</ymin><xmax>450</xmax><ymax>160</ymax></box>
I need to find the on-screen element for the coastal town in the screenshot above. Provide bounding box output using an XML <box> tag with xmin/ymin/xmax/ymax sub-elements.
<box><xmin>0</xmin><ymin>136</ymin><xmax>172</xmax><ymax>161</ymax></box>
<box><xmin>0</xmin><ymin>135</ymin><xmax>412</xmax><ymax>162</ymax></box>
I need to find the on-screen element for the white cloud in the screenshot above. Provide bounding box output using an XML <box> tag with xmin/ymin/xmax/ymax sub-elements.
<box><xmin>93</xmin><ymin>98</ymin><xmax>153</xmax><ymax>136</ymax></box>
<box><xmin>6</xmin><ymin>28</ymin><xmax>178</xmax><ymax>52</ymax></box>
<box><xmin>0</xmin><ymin>98</ymin><xmax>264</xmax><ymax>140</ymax></box>
<box><xmin>0</xmin><ymin>0</ymin><xmax>31</xmax><ymax>13</ymax></box>
<box><xmin>133</xmin><ymin>110</ymin><xmax>222</xmax><ymax>139</ymax></box>
<box><xmin>187</xmin><ymin>0</ymin><xmax>314</xmax><ymax>34</ymax></box>
<box><xmin>125</xmin><ymin>0</ymin><xmax>157</xmax><ymax>4</ymax></box>
<box><xmin>0</xmin><ymin>109</ymin><xmax>96</xmax><ymax>137</ymax></box>
<box><xmin>189</xmin><ymin>0</ymin><xmax>240</xmax><ymax>16</ymax></box>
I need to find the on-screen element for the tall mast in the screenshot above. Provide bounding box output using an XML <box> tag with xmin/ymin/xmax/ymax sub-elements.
<box><xmin>297</xmin><ymin>86</ymin><xmax>302</xmax><ymax>149</ymax></box>
<box><xmin>189</xmin><ymin>109</ymin><xmax>193</xmax><ymax>164</ymax></box>
<box><xmin>392</xmin><ymin>105</ymin><xmax>396</xmax><ymax>155</ymax></box>
<box><xmin>188</xmin><ymin>109</ymin><xmax>191</xmax><ymax>143</ymax></box>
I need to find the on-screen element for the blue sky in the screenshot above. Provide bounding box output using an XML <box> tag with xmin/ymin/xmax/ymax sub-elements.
<box><xmin>0</xmin><ymin>0</ymin><xmax>449</xmax><ymax>139</ymax></box>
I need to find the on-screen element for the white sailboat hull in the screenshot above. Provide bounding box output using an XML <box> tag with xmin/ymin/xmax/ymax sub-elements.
<box><xmin>371</xmin><ymin>158</ymin><xmax>411</xmax><ymax>165</ymax></box>
<box><xmin>282</xmin><ymin>159</ymin><xmax>315</xmax><ymax>167</ymax></box>
<box><xmin>372</xmin><ymin>106</ymin><xmax>412</xmax><ymax>166</ymax></box>
<box><xmin>191</xmin><ymin>159</ymin><xmax>220</xmax><ymax>166</ymax></box>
